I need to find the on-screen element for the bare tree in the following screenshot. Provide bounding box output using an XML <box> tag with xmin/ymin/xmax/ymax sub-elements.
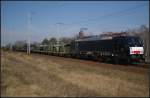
<box><xmin>13</xmin><ymin>40</ymin><xmax>27</xmax><ymax>50</ymax></box>
<box><xmin>139</xmin><ymin>25</ymin><xmax>149</xmax><ymax>63</ymax></box>
<box><xmin>49</xmin><ymin>37</ymin><xmax>57</xmax><ymax>44</ymax></box>
<box><xmin>42</xmin><ymin>38</ymin><xmax>49</xmax><ymax>45</ymax></box>
<box><xmin>59</xmin><ymin>37</ymin><xmax>72</xmax><ymax>44</ymax></box>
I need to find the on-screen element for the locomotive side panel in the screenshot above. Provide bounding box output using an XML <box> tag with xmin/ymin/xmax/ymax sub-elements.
<box><xmin>76</xmin><ymin>39</ymin><xmax>113</xmax><ymax>56</ymax></box>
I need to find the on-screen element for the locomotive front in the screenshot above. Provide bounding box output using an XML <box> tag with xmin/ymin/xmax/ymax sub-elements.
<box><xmin>124</xmin><ymin>36</ymin><xmax>144</xmax><ymax>64</ymax></box>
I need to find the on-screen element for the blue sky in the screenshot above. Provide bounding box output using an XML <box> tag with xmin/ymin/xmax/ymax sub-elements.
<box><xmin>1</xmin><ymin>1</ymin><xmax>149</xmax><ymax>46</ymax></box>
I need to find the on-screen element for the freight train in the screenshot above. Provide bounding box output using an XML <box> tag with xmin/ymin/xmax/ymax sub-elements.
<box><xmin>12</xmin><ymin>33</ymin><xmax>144</xmax><ymax>64</ymax></box>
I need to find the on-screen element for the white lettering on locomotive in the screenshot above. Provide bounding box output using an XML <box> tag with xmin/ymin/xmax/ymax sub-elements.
<box><xmin>129</xmin><ymin>47</ymin><xmax>144</xmax><ymax>54</ymax></box>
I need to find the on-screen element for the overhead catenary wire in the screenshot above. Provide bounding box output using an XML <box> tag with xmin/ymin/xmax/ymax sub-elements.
<box><xmin>59</xmin><ymin>4</ymin><xmax>147</xmax><ymax>34</ymax></box>
<box><xmin>31</xmin><ymin>4</ymin><xmax>147</xmax><ymax>39</ymax></box>
<box><xmin>65</xmin><ymin>4</ymin><xmax>147</xmax><ymax>26</ymax></box>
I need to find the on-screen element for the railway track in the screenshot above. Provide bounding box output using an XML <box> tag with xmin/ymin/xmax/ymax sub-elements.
<box><xmin>11</xmin><ymin>50</ymin><xmax>149</xmax><ymax>75</ymax></box>
<box><xmin>22</xmin><ymin>51</ymin><xmax>149</xmax><ymax>75</ymax></box>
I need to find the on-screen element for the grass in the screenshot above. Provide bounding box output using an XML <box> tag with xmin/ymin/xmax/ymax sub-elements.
<box><xmin>1</xmin><ymin>51</ymin><xmax>149</xmax><ymax>97</ymax></box>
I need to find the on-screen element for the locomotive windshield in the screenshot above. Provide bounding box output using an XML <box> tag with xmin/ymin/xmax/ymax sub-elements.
<box><xmin>124</xmin><ymin>36</ymin><xmax>143</xmax><ymax>47</ymax></box>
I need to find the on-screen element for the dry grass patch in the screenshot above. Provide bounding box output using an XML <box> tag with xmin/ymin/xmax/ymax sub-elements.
<box><xmin>59</xmin><ymin>71</ymin><xmax>149</xmax><ymax>97</ymax></box>
<box><xmin>1</xmin><ymin>51</ymin><xmax>149</xmax><ymax>97</ymax></box>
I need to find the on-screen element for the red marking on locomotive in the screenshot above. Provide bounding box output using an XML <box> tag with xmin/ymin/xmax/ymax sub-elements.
<box><xmin>131</xmin><ymin>51</ymin><xmax>140</xmax><ymax>54</ymax></box>
<box><xmin>132</xmin><ymin>58</ymin><xmax>140</xmax><ymax>62</ymax></box>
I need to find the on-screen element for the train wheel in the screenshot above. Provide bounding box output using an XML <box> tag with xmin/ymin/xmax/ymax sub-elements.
<box><xmin>97</xmin><ymin>57</ymin><xmax>103</xmax><ymax>62</ymax></box>
<box><xmin>76</xmin><ymin>54</ymin><xmax>80</xmax><ymax>59</ymax></box>
<box><xmin>114</xmin><ymin>57</ymin><xmax>119</xmax><ymax>65</ymax></box>
<box><xmin>126</xmin><ymin>58</ymin><xmax>131</xmax><ymax>65</ymax></box>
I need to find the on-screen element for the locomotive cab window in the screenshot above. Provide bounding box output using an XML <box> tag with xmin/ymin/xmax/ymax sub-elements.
<box><xmin>124</xmin><ymin>37</ymin><xmax>143</xmax><ymax>47</ymax></box>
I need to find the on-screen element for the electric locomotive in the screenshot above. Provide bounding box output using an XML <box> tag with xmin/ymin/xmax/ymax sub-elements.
<box><xmin>70</xmin><ymin>35</ymin><xmax>144</xmax><ymax>64</ymax></box>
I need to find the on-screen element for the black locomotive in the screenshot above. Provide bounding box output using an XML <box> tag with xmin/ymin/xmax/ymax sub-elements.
<box><xmin>67</xmin><ymin>35</ymin><xmax>144</xmax><ymax>64</ymax></box>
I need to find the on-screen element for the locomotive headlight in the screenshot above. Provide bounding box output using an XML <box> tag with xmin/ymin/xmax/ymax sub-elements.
<box><xmin>129</xmin><ymin>47</ymin><xmax>144</xmax><ymax>54</ymax></box>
